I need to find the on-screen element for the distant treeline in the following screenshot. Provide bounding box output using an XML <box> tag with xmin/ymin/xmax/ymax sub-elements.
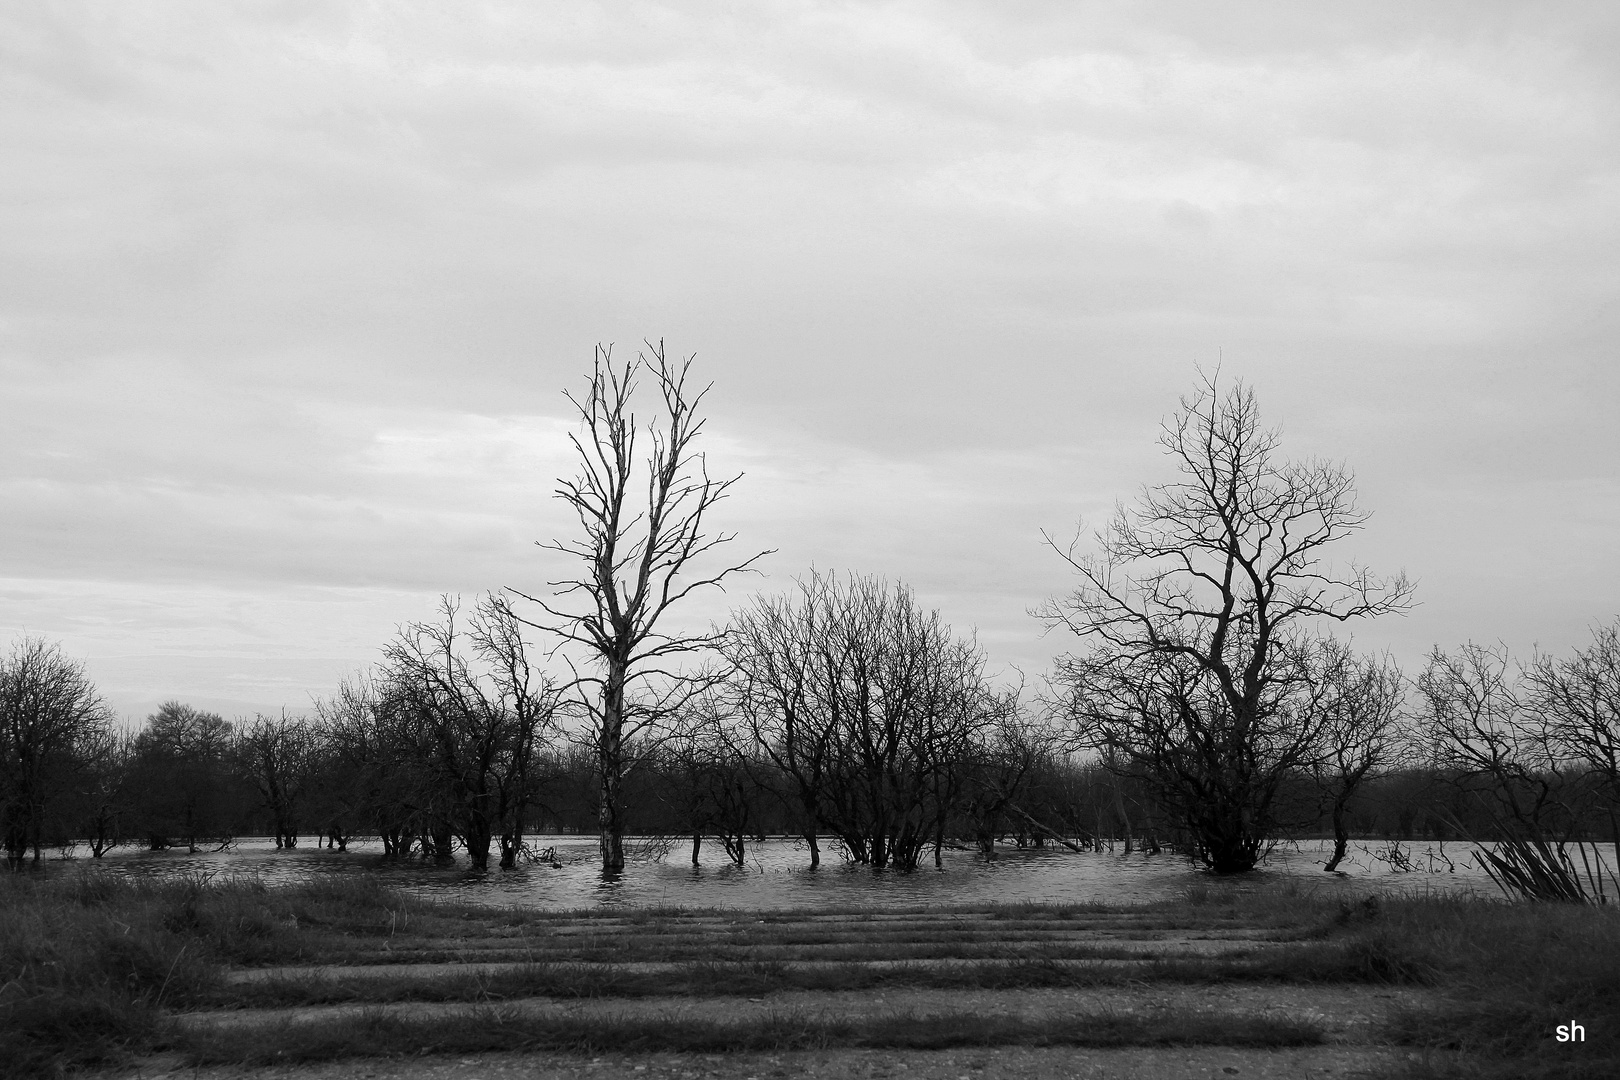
<box><xmin>3</xmin><ymin>613</ymin><xmax>1617</xmax><ymax>873</ymax></box>
<box><xmin>6</xmin><ymin>363</ymin><xmax>1619</xmax><ymax>886</ymax></box>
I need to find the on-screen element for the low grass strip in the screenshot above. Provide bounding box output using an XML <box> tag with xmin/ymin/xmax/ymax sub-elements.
<box><xmin>232</xmin><ymin>938</ymin><xmax>1197</xmax><ymax>969</ymax></box>
<box><xmin>175</xmin><ymin>1005</ymin><xmax>1326</xmax><ymax>1065</ymax></box>
<box><xmin>326</xmin><ymin>942</ymin><xmax>1023</xmax><ymax>965</ymax></box>
<box><xmin>207</xmin><ymin>942</ymin><xmax>1444</xmax><ymax>1011</ymax></box>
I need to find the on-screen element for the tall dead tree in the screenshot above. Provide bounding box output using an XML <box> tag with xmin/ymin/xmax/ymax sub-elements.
<box><xmin>512</xmin><ymin>342</ymin><xmax>768</xmax><ymax>873</ymax></box>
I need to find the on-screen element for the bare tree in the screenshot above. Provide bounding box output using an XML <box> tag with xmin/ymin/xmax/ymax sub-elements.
<box><xmin>380</xmin><ymin>594</ymin><xmax>561</xmax><ymax>869</ymax></box>
<box><xmin>313</xmin><ymin>674</ymin><xmax>431</xmax><ymax>856</ymax></box>
<box><xmin>232</xmin><ymin>712</ymin><xmax>316</xmax><ymax>849</ymax></box>
<box><xmin>1041</xmin><ymin>375</ymin><xmax>1413</xmax><ymax>873</ymax></box>
<box><xmin>1307</xmin><ymin>640</ymin><xmax>1406</xmax><ymax>872</ymax></box>
<box><xmin>78</xmin><ymin>726</ymin><xmax>132</xmax><ymax>857</ymax></box>
<box><xmin>1416</xmin><ymin>641</ymin><xmax>1616</xmax><ymax>900</ymax></box>
<box><xmin>727</xmin><ymin>571</ymin><xmax>1006</xmax><ymax>871</ymax></box>
<box><xmin>662</xmin><ymin>697</ymin><xmax>765</xmax><ymax>867</ymax></box>
<box><xmin>1418</xmin><ymin>643</ymin><xmax>1551</xmax><ymax>827</ymax></box>
<box><xmin>957</xmin><ymin>711</ymin><xmax>1056</xmax><ymax>859</ymax></box>
<box><xmin>722</xmin><ymin>573</ymin><xmax>838</xmax><ymax>867</ymax></box>
<box><xmin>511</xmin><ymin>342</ymin><xmax>769</xmax><ymax>872</ymax></box>
<box><xmin>1523</xmin><ymin>620</ymin><xmax>1620</xmax><ymax>861</ymax></box>
<box><xmin>0</xmin><ymin>637</ymin><xmax>114</xmax><ymax>868</ymax></box>
<box><xmin>129</xmin><ymin>702</ymin><xmax>234</xmax><ymax>852</ymax></box>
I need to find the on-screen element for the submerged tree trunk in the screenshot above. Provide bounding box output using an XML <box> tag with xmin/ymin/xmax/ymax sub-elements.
<box><xmin>1113</xmin><ymin>777</ymin><xmax>1134</xmax><ymax>854</ymax></box>
<box><xmin>597</xmin><ymin>660</ymin><xmax>627</xmax><ymax>874</ymax></box>
<box><xmin>598</xmin><ymin>753</ymin><xmax>625</xmax><ymax>874</ymax></box>
<box><xmin>1200</xmin><ymin>804</ymin><xmax>1263</xmax><ymax>874</ymax></box>
<box><xmin>597</xmin><ymin>785</ymin><xmax>624</xmax><ymax>872</ymax></box>
<box><xmin>499</xmin><ymin>829</ymin><xmax>522</xmax><ymax>869</ymax></box>
<box><xmin>465</xmin><ymin>819</ymin><xmax>493</xmax><ymax>870</ymax></box>
<box><xmin>1323</xmin><ymin>801</ymin><xmax>1350</xmax><ymax>872</ymax></box>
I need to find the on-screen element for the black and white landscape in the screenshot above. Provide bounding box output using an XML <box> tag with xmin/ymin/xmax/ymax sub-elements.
<box><xmin>3</xmin><ymin>5</ymin><xmax>1618</xmax><ymax>1079</ymax></box>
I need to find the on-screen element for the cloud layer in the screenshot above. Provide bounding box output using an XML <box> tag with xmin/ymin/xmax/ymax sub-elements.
<box><xmin>3</xmin><ymin>2</ymin><xmax>1616</xmax><ymax>719</ymax></box>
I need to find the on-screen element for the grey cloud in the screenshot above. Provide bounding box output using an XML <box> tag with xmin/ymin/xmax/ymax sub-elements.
<box><xmin>0</xmin><ymin>1</ymin><xmax>1615</xmax><ymax>715</ymax></box>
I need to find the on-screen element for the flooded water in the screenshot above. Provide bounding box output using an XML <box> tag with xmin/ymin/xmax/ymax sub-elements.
<box><xmin>53</xmin><ymin>834</ymin><xmax>1500</xmax><ymax>908</ymax></box>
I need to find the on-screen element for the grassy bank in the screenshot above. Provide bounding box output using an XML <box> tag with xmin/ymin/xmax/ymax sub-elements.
<box><xmin>1382</xmin><ymin>898</ymin><xmax>1620</xmax><ymax>1078</ymax></box>
<box><xmin>2</xmin><ymin>872</ymin><xmax>1615</xmax><ymax>1079</ymax></box>
<box><xmin>0</xmin><ymin>872</ymin><xmax>408</xmax><ymax>1076</ymax></box>
<box><xmin>179</xmin><ymin>1008</ymin><xmax>1325</xmax><ymax>1064</ymax></box>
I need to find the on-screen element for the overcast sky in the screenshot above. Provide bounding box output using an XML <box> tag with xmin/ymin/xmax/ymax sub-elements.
<box><xmin>3</xmin><ymin>1</ymin><xmax>1617</xmax><ymax>724</ymax></box>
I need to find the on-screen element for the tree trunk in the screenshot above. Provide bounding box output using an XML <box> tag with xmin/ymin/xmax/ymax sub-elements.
<box><xmin>598</xmin><ymin>659</ymin><xmax>627</xmax><ymax>873</ymax></box>
<box><xmin>465</xmin><ymin>821</ymin><xmax>492</xmax><ymax>869</ymax></box>
<box><xmin>1202</xmin><ymin>808</ymin><xmax>1262</xmax><ymax>874</ymax></box>
<box><xmin>804</xmin><ymin>829</ymin><xmax>820</xmax><ymax>868</ymax></box>
<box><xmin>597</xmin><ymin>787</ymin><xmax>624</xmax><ymax>871</ymax></box>
<box><xmin>598</xmin><ymin>758</ymin><xmax>625</xmax><ymax>873</ymax></box>
<box><xmin>1323</xmin><ymin>800</ymin><xmax>1350</xmax><ymax>872</ymax></box>
<box><xmin>1142</xmin><ymin>803</ymin><xmax>1162</xmax><ymax>855</ymax></box>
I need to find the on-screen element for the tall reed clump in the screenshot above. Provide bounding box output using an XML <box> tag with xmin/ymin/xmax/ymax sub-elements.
<box><xmin>1474</xmin><ymin>837</ymin><xmax>1620</xmax><ymax>905</ymax></box>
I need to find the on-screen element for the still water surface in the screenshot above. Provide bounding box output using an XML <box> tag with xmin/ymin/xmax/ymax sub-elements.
<box><xmin>61</xmin><ymin>835</ymin><xmax>1499</xmax><ymax>909</ymax></box>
